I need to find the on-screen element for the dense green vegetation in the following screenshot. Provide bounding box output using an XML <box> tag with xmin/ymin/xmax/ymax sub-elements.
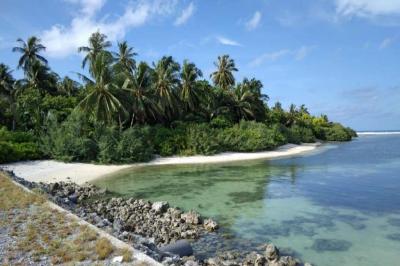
<box><xmin>0</xmin><ymin>32</ymin><xmax>356</xmax><ymax>164</ymax></box>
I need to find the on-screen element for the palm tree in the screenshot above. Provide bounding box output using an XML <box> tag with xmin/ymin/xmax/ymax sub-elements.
<box><xmin>230</xmin><ymin>84</ymin><xmax>257</xmax><ymax>121</ymax></box>
<box><xmin>0</xmin><ymin>64</ymin><xmax>17</xmax><ymax>130</ymax></box>
<box><xmin>180</xmin><ymin>60</ymin><xmax>202</xmax><ymax>112</ymax></box>
<box><xmin>12</xmin><ymin>36</ymin><xmax>47</xmax><ymax>72</ymax></box>
<box><xmin>58</xmin><ymin>76</ymin><xmax>80</xmax><ymax>96</ymax></box>
<box><xmin>77</xmin><ymin>52</ymin><xmax>124</xmax><ymax>124</ymax></box>
<box><xmin>286</xmin><ymin>104</ymin><xmax>298</xmax><ymax>127</ymax></box>
<box><xmin>78</xmin><ymin>31</ymin><xmax>112</xmax><ymax>71</ymax></box>
<box><xmin>123</xmin><ymin>62</ymin><xmax>160</xmax><ymax>125</ymax></box>
<box><xmin>113</xmin><ymin>41</ymin><xmax>137</xmax><ymax>75</ymax></box>
<box><xmin>153</xmin><ymin>56</ymin><xmax>180</xmax><ymax>122</ymax></box>
<box><xmin>210</xmin><ymin>55</ymin><xmax>238</xmax><ymax>90</ymax></box>
<box><xmin>20</xmin><ymin>60</ymin><xmax>59</xmax><ymax>94</ymax></box>
<box><xmin>0</xmin><ymin>64</ymin><xmax>14</xmax><ymax>95</ymax></box>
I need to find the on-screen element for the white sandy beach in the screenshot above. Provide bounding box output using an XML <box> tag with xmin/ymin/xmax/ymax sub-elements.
<box><xmin>0</xmin><ymin>143</ymin><xmax>320</xmax><ymax>185</ymax></box>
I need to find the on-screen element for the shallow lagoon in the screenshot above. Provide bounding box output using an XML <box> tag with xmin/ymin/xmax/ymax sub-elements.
<box><xmin>94</xmin><ymin>135</ymin><xmax>400</xmax><ymax>266</ymax></box>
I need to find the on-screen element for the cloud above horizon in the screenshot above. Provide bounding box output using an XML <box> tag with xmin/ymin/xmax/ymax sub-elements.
<box><xmin>379</xmin><ymin>37</ymin><xmax>395</xmax><ymax>49</ymax></box>
<box><xmin>174</xmin><ymin>2</ymin><xmax>195</xmax><ymax>26</ymax></box>
<box><xmin>250</xmin><ymin>46</ymin><xmax>315</xmax><ymax>67</ymax></box>
<box><xmin>245</xmin><ymin>11</ymin><xmax>262</xmax><ymax>30</ymax></box>
<box><xmin>335</xmin><ymin>0</ymin><xmax>400</xmax><ymax>18</ymax></box>
<box><xmin>41</xmin><ymin>0</ymin><xmax>178</xmax><ymax>58</ymax></box>
<box><xmin>216</xmin><ymin>36</ymin><xmax>242</xmax><ymax>46</ymax></box>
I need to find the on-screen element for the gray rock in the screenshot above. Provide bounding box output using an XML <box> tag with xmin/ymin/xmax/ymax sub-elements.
<box><xmin>152</xmin><ymin>201</ymin><xmax>169</xmax><ymax>214</ymax></box>
<box><xmin>265</xmin><ymin>243</ymin><xmax>280</xmax><ymax>262</ymax></box>
<box><xmin>204</xmin><ymin>218</ymin><xmax>218</xmax><ymax>231</ymax></box>
<box><xmin>181</xmin><ymin>210</ymin><xmax>201</xmax><ymax>225</ymax></box>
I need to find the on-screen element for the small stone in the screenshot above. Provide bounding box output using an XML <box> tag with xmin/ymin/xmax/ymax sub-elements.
<box><xmin>204</xmin><ymin>219</ymin><xmax>219</xmax><ymax>231</ymax></box>
<box><xmin>152</xmin><ymin>201</ymin><xmax>169</xmax><ymax>214</ymax></box>
<box><xmin>181</xmin><ymin>210</ymin><xmax>201</xmax><ymax>225</ymax></box>
<box><xmin>112</xmin><ymin>255</ymin><xmax>123</xmax><ymax>263</ymax></box>
<box><xmin>265</xmin><ymin>243</ymin><xmax>280</xmax><ymax>262</ymax></box>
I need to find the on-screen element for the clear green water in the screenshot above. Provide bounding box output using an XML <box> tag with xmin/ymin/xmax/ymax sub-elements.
<box><xmin>94</xmin><ymin>135</ymin><xmax>400</xmax><ymax>266</ymax></box>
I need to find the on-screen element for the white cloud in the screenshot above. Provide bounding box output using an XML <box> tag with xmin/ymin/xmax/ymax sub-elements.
<box><xmin>295</xmin><ymin>46</ymin><xmax>315</xmax><ymax>60</ymax></box>
<box><xmin>246</xmin><ymin>11</ymin><xmax>262</xmax><ymax>30</ymax></box>
<box><xmin>41</xmin><ymin>0</ymin><xmax>178</xmax><ymax>58</ymax></box>
<box><xmin>250</xmin><ymin>46</ymin><xmax>315</xmax><ymax>67</ymax></box>
<box><xmin>216</xmin><ymin>36</ymin><xmax>242</xmax><ymax>46</ymax></box>
<box><xmin>249</xmin><ymin>50</ymin><xmax>290</xmax><ymax>67</ymax></box>
<box><xmin>379</xmin><ymin>37</ymin><xmax>394</xmax><ymax>49</ymax></box>
<box><xmin>174</xmin><ymin>2</ymin><xmax>195</xmax><ymax>26</ymax></box>
<box><xmin>335</xmin><ymin>0</ymin><xmax>400</xmax><ymax>17</ymax></box>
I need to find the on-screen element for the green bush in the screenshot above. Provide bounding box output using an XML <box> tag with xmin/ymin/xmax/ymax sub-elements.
<box><xmin>183</xmin><ymin>124</ymin><xmax>220</xmax><ymax>155</ymax></box>
<box><xmin>0</xmin><ymin>127</ymin><xmax>36</xmax><ymax>143</ymax></box>
<box><xmin>218</xmin><ymin>121</ymin><xmax>287</xmax><ymax>152</ymax></box>
<box><xmin>116</xmin><ymin>126</ymin><xmax>154</xmax><ymax>163</ymax></box>
<box><xmin>323</xmin><ymin>124</ymin><xmax>353</xmax><ymax>141</ymax></box>
<box><xmin>210</xmin><ymin>116</ymin><xmax>233</xmax><ymax>129</ymax></box>
<box><xmin>0</xmin><ymin>141</ymin><xmax>42</xmax><ymax>163</ymax></box>
<box><xmin>41</xmin><ymin>113</ymin><xmax>98</xmax><ymax>162</ymax></box>
<box><xmin>96</xmin><ymin>126</ymin><xmax>120</xmax><ymax>164</ymax></box>
<box><xmin>0</xmin><ymin>141</ymin><xmax>17</xmax><ymax>163</ymax></box>
<box><xmin>286</xmin><ymin>125</ymin><xmax>316</xmax><ymax>144</ymax></box>
<box><xmin>152</xmin><ymin>125</ymin><xmax>186</xmax><ymax>157</ymax></box>
<box><xmin>0</xmin><ymin>127</ymin><xmax>43</xmax><ymax>163</ymax></box>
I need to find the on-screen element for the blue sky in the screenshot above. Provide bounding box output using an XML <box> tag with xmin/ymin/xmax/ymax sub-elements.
<box><xmin>1</xmin><ymin>0</ymin><xmax>400</xmax><ymax>130</ymax></box>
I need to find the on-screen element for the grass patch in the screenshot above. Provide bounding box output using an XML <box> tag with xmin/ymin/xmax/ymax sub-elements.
<box><xmin>0</xmin><ymin>172</ymin><xmax>121</xmax><ymax>264</ymax></box>
<box><xmin>95</xmin><ymin>237</ymin><xmax>114</xmax><ymax>260</ymax></box>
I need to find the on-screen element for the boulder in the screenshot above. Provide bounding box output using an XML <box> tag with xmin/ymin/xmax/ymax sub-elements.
<box><xmin>181</xmin><ymin>210</ymin><xmax>201</xmax><ymax>225</ymax></box>
<box><xmin>152</xmin><ymin>201</ymin><xmax>169</xmax><ymax>214</ymax></box>
<box><xmin>204</xmin><ymin>218</ymin><xmax>219</xmax><ymax>231</ymax></box>
<box><xmin>265</xmin><ymin>243</ymin><xmax>280</xmax><ymax>262</ymax></box>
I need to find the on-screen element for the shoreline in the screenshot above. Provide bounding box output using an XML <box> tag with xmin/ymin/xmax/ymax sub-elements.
<box><xmin>0</xmin><ymin>143</ymin><xmax>320</xmax><ymax>185</ymax></box>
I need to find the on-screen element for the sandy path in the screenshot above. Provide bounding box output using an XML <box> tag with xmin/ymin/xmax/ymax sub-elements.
<box><xmin>1</xmin><ymin>143</ymin><xmax>320</xmax><ymax>185</ymax></box>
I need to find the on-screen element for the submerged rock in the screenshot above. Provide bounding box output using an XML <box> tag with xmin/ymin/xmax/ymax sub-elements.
<box><xmin>311</xmin><ymin>238</ymin><xmax>352</xmax><ymax>252</ymax></box>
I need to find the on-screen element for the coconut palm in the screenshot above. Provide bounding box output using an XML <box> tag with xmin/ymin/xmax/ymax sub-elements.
<box><xmin>180</xmin><ymin>60</ymin><xmax>203</xmax><ymax>112</ymax></box>
<box><xmin>58</xmin><ymin>76</ymin><xmax>80</xmax><ymax>96</ymax></box>
<box><xmin>0</xmin><ymin>64</ymin><xmax>18</xmax><ymax>130</ymax></box>
<box><xmin>78</xmin><ymin>31</ymin><xmax>112</xmax><ymax>71</ymax></box>
<box><xmin>77</xmin><ymin>52</ymin><xmax>124</xmax><ymax>124</ymax></box>
<box><xmin>0</xmin><ymin>64</ymin><xmax>14</xmax><ymax>95</ymax></box>
<box><xmin>113</xmin><ymin>41</ymin><xmax>137</xmax><ymax>75</ymax></box>
<box><xmin>12</xmin><ymin>36</ymin><xmax>47</xmax><ymax>72</ymax></box>
<box><xmin>230</xmin><ymin>84</ymin><xmax>257</xmax><ymax>120</ymax></box>
<box><xmin>123</xmin><ymin>62</ymin><xmax>160</xmax><ymax>125</ymax></box>
<box><xmin>19</xmin><ymin>60</ymin><xmax>59</xmax><ymax>94</ymax></box>
<box><xmin>153</xmin><ymin>56</ymin><xmax>180</xmax><ymax>122</ymax></box>
<box><xmin>210</xmin><ymin>55</ymin><xmax>238</xmax><ymax>90</ymax></box>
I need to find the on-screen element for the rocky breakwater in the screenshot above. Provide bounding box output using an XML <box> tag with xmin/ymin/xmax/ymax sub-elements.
<box><xmin>84</xmin><ymin>198</ymin><xmax>219</xmax><ymax>244</ymax></box>
<box><xmin>5</xmin><ymin>170</ymin><xmax>310</xmax><ymax>266</ymax></box>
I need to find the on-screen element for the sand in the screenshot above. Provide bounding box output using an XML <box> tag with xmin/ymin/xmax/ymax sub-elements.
<box><xmin>0</xmin><ymin>143</ymin><xmax>320</xmax><ymax>185</ymax></box>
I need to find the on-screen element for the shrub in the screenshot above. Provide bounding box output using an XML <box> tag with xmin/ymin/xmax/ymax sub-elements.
<box><xmin>116</xmin><ymin>126</ymin><xmax>154</xmax><ymax>163</ymax></box>
<box><xmin>323</xmin><ymin>124</ymin><xmax>353</xmax><ymax>141</ymax></box>
<box><xmin>286</xmin><ymin>125</ymin><xmax>316</xmax><ymax>144</ymax></box>
<box><xmin>210</xmin><ymin>116</ymin><xmax>233</xmax><ymax>129</ymax></box>
<box><xmin>0</xmin><ymin>127</ymin><xmax>43</xmax><ymax>163</ymax></box>
<box><xmin>152</xmin><ymin>125</ymin><xmax>186</xmax><ymax>157</ymax></box>
<box><xmin>0</xmin><ymin>127</ymin><xmax>36</xmax><ymax>143</ymax></box>
<box><xmin>96</xmin><ymin>126</ymin><xmax>120</xmax><ymax>164</ymax></box>
<box><xmin>183</xmin><ymin>123</ymin><xmax>220</xmax><ymax>155</ymax></box>
<box><xmin>41</xmin><ymin>113</ymin><xmax>98</xmax><ymax>162</ymax></box>
<box><xmin>218</xmin><ymin>121</ymin><xmax>287</xmax><ymax>152</ymax></box>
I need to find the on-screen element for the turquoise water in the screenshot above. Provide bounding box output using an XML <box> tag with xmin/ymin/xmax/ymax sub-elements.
<box><xmin>94</xmin><ymin>135</ymin><xmax>400</xmax><ymax>265</ymax></box>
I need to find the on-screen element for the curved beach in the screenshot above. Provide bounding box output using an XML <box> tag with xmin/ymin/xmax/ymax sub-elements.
<box><xmin>1</xmin><ymin>143</ymin><xmax>320</xmax><ymax>185</ymax></box>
